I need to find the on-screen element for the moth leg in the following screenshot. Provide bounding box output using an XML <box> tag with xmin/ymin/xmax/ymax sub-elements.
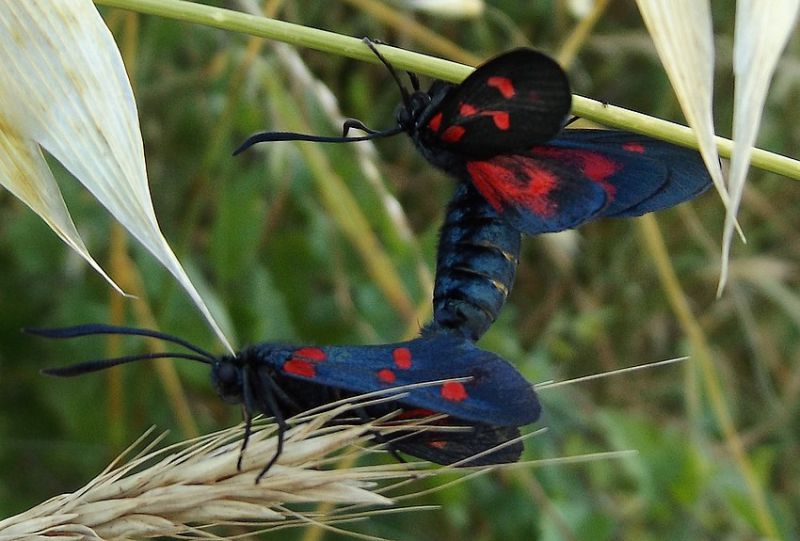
<box><xmin>237</xmin><ymin>367</ymin><xmax>256</xmax><ymax>471</ymax></box>
<box><xmin>353</xmin><ymin>406</ymin><xmax>407</xmax><ymax>465</ymax></box>
<box><xmin>253</xmin><ymin>368</ymin><xmax>292</xmax><ymax>482</ymax></box>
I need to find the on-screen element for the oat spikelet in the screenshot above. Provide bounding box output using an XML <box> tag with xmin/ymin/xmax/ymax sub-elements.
<box><xmin>0</xmin><ymin>406</ymin><xmax>415</xmax><ymax>541</ymax></box>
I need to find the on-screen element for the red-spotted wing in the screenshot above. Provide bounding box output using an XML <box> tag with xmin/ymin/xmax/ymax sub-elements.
<box><xmin>463</xmin><ymin>129</ymin><xmax>713</xmax><ymax>235</ymax></box>
<box><xmin>417</xmin><ymin>49</ymin><xmax>572</xmax><ymax>158</ymax></box>
<box><xmin>270</xmin><ymin>333</ymin><xmax>540</xmax><ymax>428</ymax></box>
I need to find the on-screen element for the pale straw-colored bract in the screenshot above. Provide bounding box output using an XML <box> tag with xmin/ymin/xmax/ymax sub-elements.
<box><xmin>634</xmin><ymin>0</ymin><xmax>799</xmax><ymax>294</ymax></box>
<box><xmin>0</xmin><ymin>405</ymin><xmax>420</xmax><ymax>541</ymax></box>
<box><xmin>0</xmin><ymin>0</ymin><xmax>235</xmax><ymax>354</ymax></box>
<box><xmin>0</xmin><ymin>369</ymin><xmax>650</xmax><ymax>540</ymax></box>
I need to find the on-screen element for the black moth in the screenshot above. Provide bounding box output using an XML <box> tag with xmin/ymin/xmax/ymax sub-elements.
<box><xmin>31</xmin><ymin>324</ymin><xmax>539</xmax><ymax>481</ymax></box>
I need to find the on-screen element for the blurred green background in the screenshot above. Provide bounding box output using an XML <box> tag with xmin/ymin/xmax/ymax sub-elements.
<box><xmin>1</xmin><ymin>1</ymin><xmax>798</xmax><ymax>539</ymax></box>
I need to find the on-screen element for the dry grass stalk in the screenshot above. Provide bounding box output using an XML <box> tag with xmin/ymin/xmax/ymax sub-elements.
<box><xmin>0</xmin><ymin>404</ymin><xmax>423</xmax><ymax>541</ymax></box>
<box><xmin>0</xmin><ymin>385</ymin><xmax>643</xmax><ymax>541</ymax></box>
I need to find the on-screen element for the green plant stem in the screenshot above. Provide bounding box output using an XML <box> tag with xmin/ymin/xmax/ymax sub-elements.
<box><xmin>637</xmin><ymin>215</ymin><xmax>780</xmax><ymax>539</ymax></box>
<box><xmin>95</xmin><ymin>0</ymin><xmax>799</xmax><ymax>181</ymax></box>
<box><xmin>573</xmin><ymin>95</ymin><xmax>799</xmax><ymax>180</ymax></box>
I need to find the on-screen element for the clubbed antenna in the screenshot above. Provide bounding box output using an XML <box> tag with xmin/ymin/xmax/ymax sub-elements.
<box><xmin>25</xmin><ymin>323</ymin><xmax>216</xmax><ymax>376</ymax></box>
<box><xmin>233</xmin><ymin>38</ymin><xmax>416</xmax><ymax>156</ymax></box>
<box><xmin>232</xmin><ymin>125</ymin><xmax>404</xmax><ymax>156</ymax></box>
<box><xmin>362</xmin><ymin>37</ymin><xmax>413</xmax><ymax>108</ymax></box>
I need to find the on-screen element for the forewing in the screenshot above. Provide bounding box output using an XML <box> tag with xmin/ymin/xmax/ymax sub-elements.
<box><xmin>421</xmin><ymin>49</ymin><xmax>571</xmax><ymax>157</ymax></box>
<box><xmin>277</xmin><ymin>334</ymin><xmax>540</xmax><ymax>427</ymax></box>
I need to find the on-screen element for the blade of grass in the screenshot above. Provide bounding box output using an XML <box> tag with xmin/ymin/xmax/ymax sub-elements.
<box><xmin>107</xmin><ymin>223</ymin><xmax>129</xmax><ymax>450</ymax></box>
<box><xmin>105</xmin><ymin>9</ymin><xmax>199</xmax><ymax>442</ymax></box>
<box><xmin>555</xmin><ymin>0</ymin><xmax>611</xmax><ymax>68</ymax></box>
<box><xmin>263</xmin><ymin>65</ymin><xmax>417</xmax><ymax>325</ymax></box>
<box><xmin>340</xmin><ymin>0</ymin><xmax>481</xmax><ymax>65</ymax></box>
<box><xmin>265</xmin><ymin>42</ymin><xmax>434</xmax><ymax>339</ymax></box>
<box><xmin>636</xmin><ymin>214</ymin><xmax>779</xmax><ymax>539</ymax></box>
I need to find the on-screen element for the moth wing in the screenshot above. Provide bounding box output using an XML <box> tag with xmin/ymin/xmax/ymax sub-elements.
<box><xmin>282</xmin><ymin>334</ymin><xmax>540</xmax><ymax>427</ymax></box>
<box><xmin>392</xmin><ymin>422</ymin><xmax>523</xmax><ymax>466</ymax></box>
<box><xmin>550</xmin><ymin>129</ymin><xmax>713</xmax><ymax>217</ymax></box>
<box><xmin>464</xmin><ymin>152</ymin><xmax>609</xmax><ymax>235</ymax></box>
<box><xmin>420</xmin><ymin>49</ymin><xmax>571</xmax><ymax>157</ymax></box>
<box><xmin>463</xmin><ymin>129</ymin><xmax>712</xmax><ymax>235</ymax></box>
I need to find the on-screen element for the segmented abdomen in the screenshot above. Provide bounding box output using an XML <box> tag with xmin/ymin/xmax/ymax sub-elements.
<box><xmin>427</xmin><ymin>182</ymin><xmax>522</xmax><ymax>341</ymax></box>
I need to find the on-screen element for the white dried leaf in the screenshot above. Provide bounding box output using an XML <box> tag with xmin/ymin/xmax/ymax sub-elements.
<box><xmin>401</xmin><ymin>0</ymin><xmax>484</xmax><ymax>18</ymax></box>
<box><xmin>0</xmin><ymin>413</ymin><xmax>403</xmax><ymax>540</ymax></box>
<box><xmin>567</xmin><ymin>0</ymin><xmax>595</xmax><ymax>18</ymax></box>
<box><xmin>0</xmin><ymin>123</ymin><xmax>121</xmax><ymax>292</ymax></box>
<box><xmin>0</xmin><ymin>1</ymin><xmax>233</xmax><ymax>352</ymax></box>
<box><xmin>635</xmin><ymin>0</ymin><xmax>728</xmax><ymax>210</ymax></box>
<box><xmin>720</xmin><ymin>0</ymin><xmax>800</xmax><ymax>292</ymax></box>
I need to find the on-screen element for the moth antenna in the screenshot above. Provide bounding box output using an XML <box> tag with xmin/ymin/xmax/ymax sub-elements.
<box><xmin>362</xmin><ymin>37</ymin><xmax>411</xmax><ymax>108</ymax></box>
<box><xmin>25</xmin><ymin>323</ymin><xmax>216</xmax><ymax>362</ymax></box>
<box><xmin>233</xmin><ymin>37</ymin><xmax>411</xmax><ymax>156</ymax></box>
<box><xmin>41</xmin><ymin>351</ymin><xmax>213</xmax><ymax>377</ymax></box>
<box><xmin>342</xmin><ymin>118</ymin><xmax>382</xmax><ymax>137</ymax></box>
<box><xmin>233</xmin><ymin>126</ymin><xmax>405</xmax><ymax>155</ymax></box>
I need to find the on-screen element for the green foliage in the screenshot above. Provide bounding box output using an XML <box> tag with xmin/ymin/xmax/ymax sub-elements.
<box><xmin>1</xmin><ymin>1</ymin><xmax>798</xmax><ymax>539</ymax></box>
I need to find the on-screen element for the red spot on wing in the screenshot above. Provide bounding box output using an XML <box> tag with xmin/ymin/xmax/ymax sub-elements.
<box><xmin>442</xmin><ymin>125</ymin><xmax>466</xmax><ymax>143</ymax></box>
<box><xmin>428</xmin><ymin>112</ymin><xmax>443</xmax><ymax>132</ymax></box>
<box><xmin>283</xmin><ymin>359</ymin><xmax>316</xmax><ymax>378</ymax></box>
<box><xmin>459</xmin><ymin>103</ymin><xmax>478</xmax><ymax>116</ymax></box>
<box><xmin>584</xmin><ymin>157</ymin><xmax>619</xmax><ymax>192</ymax></box>
<box><xmin>622</xmin><ymin>142</ymin><xmax>646</xmax><ymax>154</ymax></box>
<box><xmin>457</xmin><ymin>103</ymin><xmax>509</xmax><ymax>130</ymax></box>
<box><xmin>467</xmin><ymin>157</ymin><xmax>559</xmax><ymax>217</ymax></box>
<box><xmin>488</xmin><ymin>76</ymin><xmax>516</xmax><ymax>98</ymax></box>
<box><xmin>293</xmin><ymin>347</ymin><xmax>327</xmax><ymax>362</ymax></box>
<box><xmin>441</xmin><ymin>381</ymin><xmax>468</xmax><ymax>402</ymax></box>
<box><xmin>533</xmin><ymin>146</ymin><xmax>621</xmax><ymax>199</ymax></box>
<box><xmin>396</xmin><ymin>408</ymin><xmax>436</xmax><ymax>420</ymax></box>
<box><xmin>393</xmin><ymin>347</ymin><xmax>412</xmax><ymax>369</ymax></box>
<box><xmin>377</xmin><ymin>368</ymin><xmax>396</xmax><ymax>384</ymax></box>
<box><xmin>488</xmin><ymin>111</ymin><xmax>509</xmax><ymax>130</ymax></box>
<box><xmin>428</xmin><ymin>440</ymin><xmax>448</xmax><ymax>450</ymax></box>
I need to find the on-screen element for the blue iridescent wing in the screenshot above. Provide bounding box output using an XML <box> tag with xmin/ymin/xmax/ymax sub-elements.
<box><xmin>263</xmin><ymin>333</ymin><xmax>540</xmax><ymax>427</ymax></box>
<box><xmin>462</xmin><ymin>129</ymin><xmax>712</xmax><ymax>235</ymax></box>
